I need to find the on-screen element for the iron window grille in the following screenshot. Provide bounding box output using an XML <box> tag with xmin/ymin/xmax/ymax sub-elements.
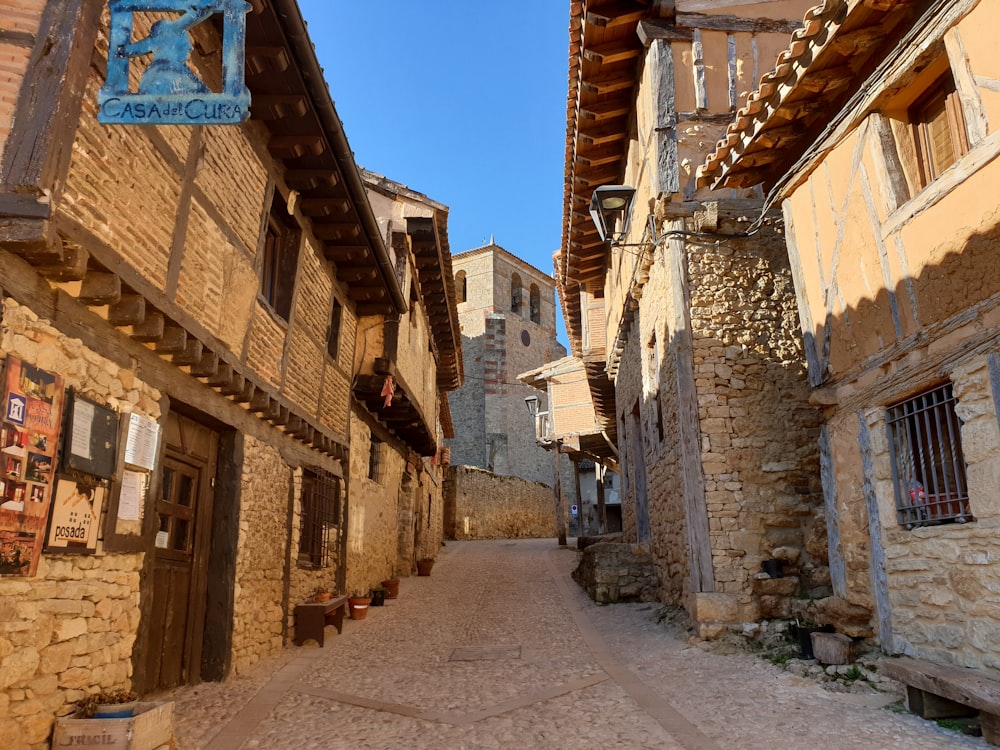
<box><xmin>887</xmin><ymin>383</ymin><xmax>971</xmax><ymax>528</ymax></box>
<box><xmin>368</xmin><ymin>436</ymin><xmax>383</xmax><ymax>482</ymax></box>
<box><xmin>298</xmin><ymin>468</ymin><xmax>341</xmax><ymax>569</ymax></box>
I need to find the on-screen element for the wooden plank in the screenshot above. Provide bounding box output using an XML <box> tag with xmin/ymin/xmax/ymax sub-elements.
<box><xmin>819</xmin><ymin>426</ymin><xmax>847</xmax><ymax>598</ymax></box>
<box><xmin>881</xmin><ymin>656</ymin><xmax>1000</xmax><ymax>712</ymax></box>
<box><xmin>677</xmin><ymin>12</ymin><xmax>803</xmax><ymax>34</ymax></box>
<box><xmin>637</xmin><ymin>19</ymin><xmax>694</xmax><ymax>45</ymax></box>
<box><xmin>858</xmin><ymin>410</ymin><xmax>892</xmax><ymax>645</ymax></box>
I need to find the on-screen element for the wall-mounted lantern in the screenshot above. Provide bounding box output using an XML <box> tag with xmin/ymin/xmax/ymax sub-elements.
<box><xmin>589</xmin><ymin>185</ymin><xmax>637</xmax><ymax>245</ymax></box>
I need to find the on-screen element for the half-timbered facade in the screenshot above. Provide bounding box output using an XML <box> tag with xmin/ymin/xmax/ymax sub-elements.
<box><xmin>345</xmin><ymin>171</ymin><xmax>462</xmax><ymax>593</ymax></box>
<box><xmin>557</xmin><ymin>0</ymin><xmax>827</xmax><ymax>636</ymax></box>
<box><xmin>0</xmin><ymin>2</ymin><xmax>408</xmax><ymax>747</ymax></box>
<box><xmin>701</xmin><ymin>0</ymin><xmax>1000</xmax><ymax>669</ymax></box>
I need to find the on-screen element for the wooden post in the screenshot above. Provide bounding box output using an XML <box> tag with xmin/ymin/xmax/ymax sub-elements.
<box><xmin>596</xmin><ymin>463</ymin><xmax>607</xmax><ymax>534</ymax></box>
<box><xmin>553</xmin><ymin>440</ymin><xmax>566</xmax><ymax>546</ymax></box>
<box><xmin>572</xmin><ymin>455</ymin><xmax>583</xmax><ymax>537</ymax></box>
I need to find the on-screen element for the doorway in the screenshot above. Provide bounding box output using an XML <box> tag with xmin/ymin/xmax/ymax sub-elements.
<box><xmin>141</xmin><ymin>411</ymin><xmax>219</xmax><ymax>690</ymax></box>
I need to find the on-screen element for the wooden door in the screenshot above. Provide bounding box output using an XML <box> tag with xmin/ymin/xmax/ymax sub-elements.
<box><xmin>146</xmin><ymin>412</ymin><xmax>218</xmax><ymax>690</ymax></box>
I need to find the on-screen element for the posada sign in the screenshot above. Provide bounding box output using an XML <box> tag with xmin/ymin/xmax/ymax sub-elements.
<box><xmin>98</xmin><ymin>0</ymin><xmax>251</xmax><ymax>126</ymax></box>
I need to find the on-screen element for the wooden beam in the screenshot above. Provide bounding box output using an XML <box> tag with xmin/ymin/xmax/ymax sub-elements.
<box><xmin>251</xmin><ymin>94</ymin><xmax>308</xmax><ymax>120</ymax></box>
<box><xmin>582</xmin><ymin>71</ymin><xmax>636</xmax><ymax>96</ymax></box>
<box><xmin>676</xmin><ymin>13</ymin><xmax>803</xmax><ymax>34</ymax></box>
<box><xmin>38</xmin><ymin>244</ymin><xmax>88</xmax><ymax>281</ymax></box>
<box><xmin>155</xmin><ymin>325</ymin><xmax>187</xmax><ymax>354</ymax></box>
<box><xmin>190</xmin><ymin>351</ymin><xmax>219</xmax><ymax>378</ymax></box>
<box><xmin>298</xmin><ymin>197</ymin><xmax>350</xmax><ymax>217</ymax></box>
<box><xmin>172</xmin><ymin>339</ymin><xmax>204</xmax><ymax>367</ymax></box>
<box><xmin>77</xmin><ymin>271</ymin><xmax>121</xmax><ymax>306</ymax></box>
<box><xmin>311</xmin><ymin>222</ymin><xmax>361</xmax><ymax>242</ymax></box>
<box><xmin>107</xmin><ymin>293</ymin><xmax>145</xmax><ymax>327</ymax></box>
<box><xmin>131</xmin><ymin>311</ymin><xmax>165</xmax><ymax>342</ymax></box>
<box><xmin>586</xmin><ymin>2</ymin><xmax>646</xmax><ymax>29</ymax></box>
<box><xmin>637</xmin><ymin>19</ymin><xmax>694</xmax><ymax>45</ymax></box>
<box><xmin>267</xmin><ymin>135</ymin><xmax>325</xmax><ymax>159</ymax></box>
<box><xmin>206</xmin><ymin>363</ymin><xmax>233</xmax><ymax>388</ymax></box>
<box><xmin>583</xmin><ymin>43</ymin><xmax>641</xmax><ymax>66</ymax></box>
<box><xmin>284</xmin><ymin>168</ymin><xmax>339</xmax><ymax>191</ymax></box>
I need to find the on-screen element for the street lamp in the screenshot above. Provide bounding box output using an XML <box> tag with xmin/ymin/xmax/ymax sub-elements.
<box><xmin>524</xmin><ymin>395</ymin><xmax>539</xmax><ymax>416</ymax></box>
<box><xmin>589</xmin><ymin>185</ymin><xmax>636</xmax><ymax>244</ymax></box>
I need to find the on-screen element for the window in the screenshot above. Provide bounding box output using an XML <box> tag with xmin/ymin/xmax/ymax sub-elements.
<box><xmin>909</xmin><ymin>72</ymin><xmax>968</xmax><ymax>190</ymax></box>
<box><xmin>326</xmin><ymin>299</ymin><xmax>342</xmax><ymax>360</ymax></box>
<box><xmin>529</xmin><ymin>284</ymin><xmax>540</xmax><ymax>324</ymax></box>
<box><xmin>368</xmin><ymin>434</ymin><xmax>383</xmax><ymax>482</ymax></box>
<box><xmin>511</xmin><ymin>272</ymin><xmax>522</xmax><ymax>314</ymax></box>
<box><xmin>298</xmin><ymin>469</ymin><xmax>341</xmax><ymax>568</ymax></box>
<box><xmin>456</xmin><ymin>271</ymin><xmax>467</xmax><ymax>303</ymax></box>
<box><xmin>261</xmin><ymin>198</ymin><xmax>301</xmax><ymax>321</ymax></box>
<box><xmin>887</xmin><ymin>383</ymin><xmax>971</xmax><ymax>527</ymax></box>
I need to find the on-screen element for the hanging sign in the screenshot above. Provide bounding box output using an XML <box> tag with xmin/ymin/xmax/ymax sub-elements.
<box><xmin>0</xmin><ymin>357</ymin><xmax>65</xmax><ymax>577</ymax></box>
<box><xmin>98</xmin><ymin>0</ymin><xmax>251</xmax><ymax>125</ymax></box>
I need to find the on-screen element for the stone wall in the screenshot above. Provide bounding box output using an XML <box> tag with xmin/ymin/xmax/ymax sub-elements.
<box><xmin>231</xmin><ymin>437</ymin><xmax>292</xmax><ymax>676</ymax></box>
<box><xmin>572</xmin><ymin>542</ymin><xmax>658</xmax><ymax>604</ymax></box>
<box><xmin>447</xmin><ymin>466</ymin><xmax>557</xmax><ymax>540</ymax></box>
<box><xmin>0</xmin><ymin>300</ymin><xmax>160</xmax><ymax>750</ymax></box>
<box><xmin>685</xmin><ymin>219</ymin><xmax>826</xmax><ymax>635</ymax></box>
<box><xmin>346</xmin><ymin>414</ymin><xmax>405</xmax><ymax>595</ymax></box>
<box><xmin>611</xmin><ymin>211</ymin><xmax>825</xmax><ymax>637</ymax></box>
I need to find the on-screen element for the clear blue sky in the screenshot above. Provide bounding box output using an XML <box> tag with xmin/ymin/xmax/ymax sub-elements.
<box><xmin>298</xmin><ymin>1</ymin><xmax>570</xmax><ymax>343</ymax></box>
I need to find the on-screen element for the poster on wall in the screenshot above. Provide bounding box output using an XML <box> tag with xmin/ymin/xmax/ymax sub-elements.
<box><xmin>44</xmin><ymin>476</ymin><xmax>106</xmax><ymax>553</ymax></box>
<box><xmin>0</xmin><ymin>357</ymin><xmax>65</xmax><ymax>576</ymax></box>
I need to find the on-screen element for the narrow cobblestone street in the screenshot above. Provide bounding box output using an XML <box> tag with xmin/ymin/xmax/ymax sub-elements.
<box><xmin>163</xmin><ymin>540</ymin><xmax>989</xmax><ymax>749</ymax></box>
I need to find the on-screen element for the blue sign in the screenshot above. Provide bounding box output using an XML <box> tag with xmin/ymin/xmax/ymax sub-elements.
<box><xmin>99</xmin><ymin>0</ymin><xmax>251</xmax><ymax>125</ymax></box>
<box><xmin>6</xmin><ymin>395</ymin><xmax>25</xmax><ymax>425</ymax></box>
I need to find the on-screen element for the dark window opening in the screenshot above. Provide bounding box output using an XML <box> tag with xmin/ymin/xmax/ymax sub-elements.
<box><xmin>326</xmin><ymin>299</ymin><xmax>342</xmax><ymax>360</ymax></box>
<box><xmin>511</xmin><ymin>272</ymin><xmax>522</xmax><ymax>314</ymax></box>
<box><xmin>368</xmin><ymin>435</ymin><xmax>383</xmax><ymax>482</ymax></box>
<box><xmin>456</xmin><ymin>271</ymin><xmax>467</xmax><ymax>303</ymax></box>
<box><xmin>261</xmin><ymin>198</ymin><xmax>301</xmax><ymax>321</ymax></box>
<box><xmin>529</xmin><ymin>284</ymin><xmax>540</xmax><ymax>324</ymax></box>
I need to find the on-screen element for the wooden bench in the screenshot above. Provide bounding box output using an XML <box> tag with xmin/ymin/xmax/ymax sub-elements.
<box><xmin>293</xmin><ymin>595</ymin><xmax>348</xmax><ymax>647</ymax></box>
<box><xmin>881</xmin><ymin>656</ymin><xmax>1000</xmax><ymax>745</ymax></box>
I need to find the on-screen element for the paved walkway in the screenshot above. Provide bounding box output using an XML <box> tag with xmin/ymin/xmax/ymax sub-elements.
<box><xmin>165</xmin><ymin>539</ymin><xmax>989</xmax><ymax>749</ymax></box>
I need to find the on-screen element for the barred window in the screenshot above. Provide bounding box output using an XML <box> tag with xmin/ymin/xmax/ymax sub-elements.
<box><xmin>298</xmin><ymin>469</ymin><xmax>341</xmax><ymax>568</ymax></box>
<box><xmin>368</xmin><ymin>435</ymin><xmax>383</xmax><ymax>482</ymax></box>
<box><xmin>887</xmin><ymin>383</ymin><xmax>971</xmax><ymax>528</ymax></box>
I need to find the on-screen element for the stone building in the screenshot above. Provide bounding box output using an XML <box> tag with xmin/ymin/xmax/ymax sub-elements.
<box><xmin>700</xmin><ymin>0</ymin><xmax>1000</xmax><ymax>668</ymax></box>
<box><xmin>554</xmin><ymin>0</ymin><xmax>827</xmax><ymax>636</ymax></box>
<box><xmin>446</xmin><ymin>243</ymin><xmax>573</xmax><ymax>501</ymax></box>
<box><xmin>0</xmin><ymin>3</ymin><xmax>452</xmax><ymax>748</ymax></box>
<box><xmin>348</xmin><ymin>170</ymin><xmax>462</xmax><ymax>593</ymax></box>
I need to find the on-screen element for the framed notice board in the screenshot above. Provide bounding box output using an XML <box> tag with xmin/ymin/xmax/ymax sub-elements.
<box><xmin>62</xmin><ymin>391</ymin><xmax>119</xmax><ymax>480</ymax></box>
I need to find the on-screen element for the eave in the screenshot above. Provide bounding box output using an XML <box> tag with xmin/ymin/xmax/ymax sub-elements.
<box><xmin>353</xmin><ymin>373</ymin><xmax>436</xmax><ymax>457</ymax></box>
<box><xmin>697</xmin><ymin>0</ymin><xmax>925</xmax><ymax>194</ymax></box>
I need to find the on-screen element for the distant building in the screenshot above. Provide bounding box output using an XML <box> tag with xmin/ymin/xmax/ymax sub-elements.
<box><xmin>447</xmin><ymin>243</ymin><xmax>570</xmax><ymax>492</ymax></box>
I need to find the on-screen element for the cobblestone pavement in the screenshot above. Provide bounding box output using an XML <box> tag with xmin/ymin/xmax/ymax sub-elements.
<box><xmin>164</xmin><ymin>539</ymin><xmax>990</xmax><ymax>749</ymax></box>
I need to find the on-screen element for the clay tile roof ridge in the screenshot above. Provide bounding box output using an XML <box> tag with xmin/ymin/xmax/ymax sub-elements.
<box><xmin>696</xmin><ymin>0</ymin><xmax>847</xmax><ymax>187</ymax></box>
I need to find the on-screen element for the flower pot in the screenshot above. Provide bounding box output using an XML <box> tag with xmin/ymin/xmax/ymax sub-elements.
<box><xmin>371</xmin><ymin>589</ymin><xmax>386</xmax><ymax>607</ymax></box>
<box><xmin>313</xmin><ymin>592</ymin><xmax>332</xmax><ymax>603</ymax></box>
<box><xmin>92</xmin><ymin>702</ymin><xmax>137</xmax><ymax>719</ymax></box>
<box><xmin>348</xmin><ymin>596</ymin><xmax>372</xmax><ymax>620</ymax></box>
<box><xmin>416</xmin><ymin>559</ymin><xmax>434</xmax><ymax>576</ymax></box>
<box><xmin>381</xmin><ymin>578</ymin><xmax>400</xmax><ymax>599</ymax></box>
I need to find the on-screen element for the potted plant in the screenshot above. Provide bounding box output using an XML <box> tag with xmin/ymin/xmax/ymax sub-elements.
<box><xmin>76</xmin><ymin>688</ymin><xmax>140</xmax><ymax>718</ymax></box>
<box><xmin>370</xmin><ymin>586</ymin><xmax>387</xmax><ymax>607</ymax></box>
<box><xmin>347</xmin><ymin>592</ymin><xmax>372</xmax><ymax>620</ymax></box>
<box><xmin>416</xmin><ymin>558</ymin><xmax>434</xmax><ymax>576</ymax></box>
<box><xmin>381</xmin><ymin>578</ymin><xmax>400</xmax><ymax>599</ymax></box>
<box><xmin>312</xmin><ymin>587</ymin><xmax>333</xmax><ymax>603</ymax></box>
